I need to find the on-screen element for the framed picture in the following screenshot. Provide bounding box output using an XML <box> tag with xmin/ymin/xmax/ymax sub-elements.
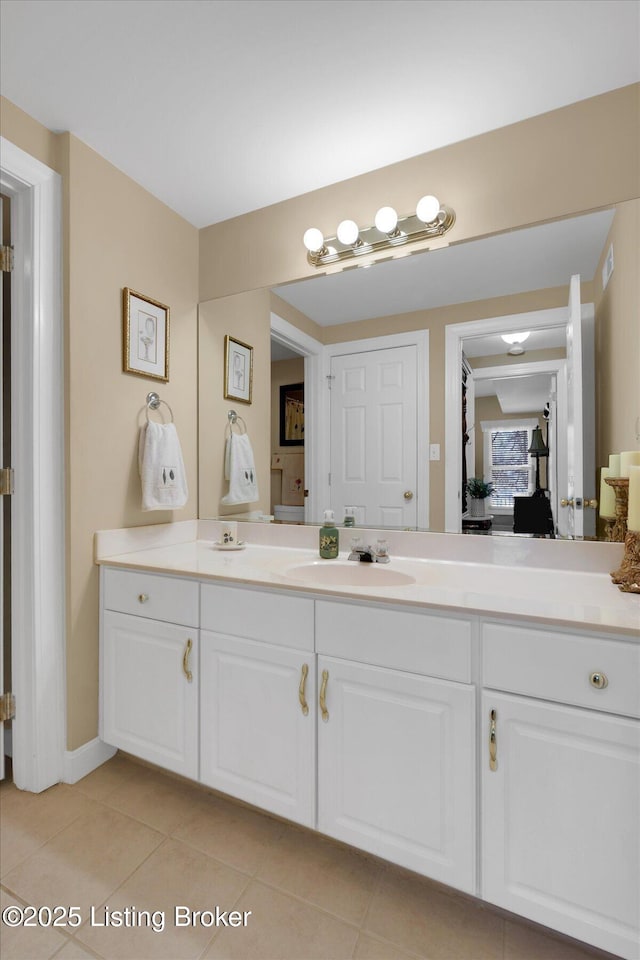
<box><xmin>224</xmin><ymin>335</ymin><xmax>253</xmax><ymax>404</ymax></box>
<box><xmin>122</xmin><ymin>288</ymin><xmax>170</xmax><ymax>381</ymax></box>
<box><xmin>279</xmin><ymin>382</ymin><xmax>304</xmax><ymax>446</ymax></box>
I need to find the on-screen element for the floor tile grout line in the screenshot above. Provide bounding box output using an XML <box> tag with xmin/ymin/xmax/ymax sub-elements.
<box><xmin>195</xmin><ymin>871</ymin><xmax>254</xmax><ymax>960</ymax></box>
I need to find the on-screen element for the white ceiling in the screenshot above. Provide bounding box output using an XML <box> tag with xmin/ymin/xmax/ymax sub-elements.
<box><xmin>475</xmin><ymin>373</ymin><xmax>554</xmax><ymax>413</ymax></box>
<box><xmin>1</xmin><ymin>1</ymin><xmax>638</xmax><ymax>228</ymax></box>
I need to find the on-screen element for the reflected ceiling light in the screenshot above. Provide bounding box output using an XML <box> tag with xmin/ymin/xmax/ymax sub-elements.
<box><xmin>501</xmin><ymin>331</ymin><xmax>531</xmax><ymax>356</ymax></box>
<box><xmin>303</xmin><ymin>194</ymin><xmax>455</xmax><ymax>267</ymax></box>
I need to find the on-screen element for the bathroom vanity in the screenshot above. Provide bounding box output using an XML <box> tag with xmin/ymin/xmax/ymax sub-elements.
<box><xmin>96</xmin><ymin>522</ymin><xmax>639</xmax><ymax>959</ymax></box>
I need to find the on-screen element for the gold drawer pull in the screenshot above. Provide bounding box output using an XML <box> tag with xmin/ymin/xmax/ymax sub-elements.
<box><xmin>183</xmin><ymin>638</ymin><xmax>193</xmax><ymax>683</ymax></box>
<box><xmin>590</xmin><ymin>671</ymin><xmax>608</xmax><ymax>689</ymax></box>
<box><xmin>319</xmin><ymin>669</ymin><xmax>329</xmax><ymax>723</ymax></box>
<box><xmin>299</xmin><ymin>664</ymin><xmax>309</xmax><ymax>716</ymax></box>
<box><xmin>138</xmin><ymin>593</ymin><xmax>149</xmax><ymax>603</ymax></box>
<box><xmin>489</xmin><ymin>709</ymin><xmax>497</xmax><ymax>771</ymax></box>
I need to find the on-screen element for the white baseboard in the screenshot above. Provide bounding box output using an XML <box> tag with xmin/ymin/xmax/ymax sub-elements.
<box><xmin>63</xmin><ymin>737</ymin><xmax>117</xmax><ymax>784</ymax></box>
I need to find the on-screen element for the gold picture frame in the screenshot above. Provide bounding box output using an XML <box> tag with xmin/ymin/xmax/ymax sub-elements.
<box><xmin>122</xmin><ymin>287</ymin><xmax>170</xmax><ymax>381</ymax></box>
<box><xmin>224</xmin><ymin>335</ymin><xmax>253</xmax><ymax>404</ymax></box>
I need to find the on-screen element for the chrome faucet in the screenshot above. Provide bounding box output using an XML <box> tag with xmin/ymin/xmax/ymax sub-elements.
<box><xmin>347</xmin><ymin>538</ymin><xmax>390</xmax><ymax>563</ymax></box>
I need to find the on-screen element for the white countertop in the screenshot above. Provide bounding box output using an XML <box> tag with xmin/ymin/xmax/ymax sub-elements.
<box><xmin>95</xmin><ymin>523</ymin><xmax>640</xmax><ymax>636</ymax></box>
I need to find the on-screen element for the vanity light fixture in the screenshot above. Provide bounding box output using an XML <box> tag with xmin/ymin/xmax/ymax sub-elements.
<box><xmin>303</xmin><ymin>194</ymin><xmax>455</xmax><ymax>267</ymax></box>
<box><xmin>501</xmin><ymin>331</ymin><xmax>531</xmax><ymax>356</ymax></box>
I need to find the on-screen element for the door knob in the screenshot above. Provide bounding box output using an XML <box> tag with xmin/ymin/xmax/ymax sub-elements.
<box><xmin>403</xmin><ymin>491</ymin><xmax>414</xmax><ymax>501</ymax></box>
<box><xmin>560</xmin><ymin>498</ymin><xmax>574</xmax><ymax>508</ymax></box>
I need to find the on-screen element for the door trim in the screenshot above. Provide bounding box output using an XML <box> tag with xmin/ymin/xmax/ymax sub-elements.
<box><xmin>0</xmin><ymin>137</ymin><xmax>65</xmax><ymax>791</ymax></box>
<box><xmin>270</xmin><ymin>313</ymin><xmax>323</xmax><ymax>524</ymax></box>
<box><xmin>321</xmin><ymin>330</ymin><xmax>430</xmax><ymax>530</ymax></box>
<box><xmin>444</xmin><ymin>307</ymin><xmax>569</xmax><ymax>534</ymax></box>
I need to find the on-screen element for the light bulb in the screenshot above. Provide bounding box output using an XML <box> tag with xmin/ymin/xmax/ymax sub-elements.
<box><xmin>303</xmin><ymin>227</ymin><xmax>325</xmax><ymax>253</ymax></box>
<box><xmin>416</xmin><ymin>195</ymin><xmax>440</xmax><ymax>224</ymax></box>
<box><xmin>374</xmin><ymin>206</ymin><xmax>398</xmax><ymax>235</ymax></box>
<box><xmin>336</xmin><ymin>219</ymin><xmax>360</xmax><ymax>246</ymax></box>
<box><xmin>501</xmin><ymin>332</ymin><xmax>531</xmax><ymax>345</ymax></box>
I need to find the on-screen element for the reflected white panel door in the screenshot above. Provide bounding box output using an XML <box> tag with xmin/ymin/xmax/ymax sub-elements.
<box><xmin>559</xmin><ymin>274</ymin><xmax>596</xmax><ymax>538</ymax></box>
<box><xmin>330</xmin><ymin>346</ymin><xmax>418</xmax><ymax>527</ymax></box>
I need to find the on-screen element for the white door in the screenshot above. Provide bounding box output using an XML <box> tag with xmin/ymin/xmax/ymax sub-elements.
<box><xmin>318</xmin><ymin>656</ymin><xmax>476</xmax><ymax>892</ymax></box>
<box><xmin>101</xmin><ymin>611</ymin><xmax>199</xmax><ymax>779</ymax></box>
<box><xmin>482</xmin><ymin>691</ymin><xmax>640</xmax><ymax>959</ymax></box>
<box><xmin>558</xmin><ymin>275</ymin><xmax>596</xmax><ymax>538</ymax></box>
<box><xmin>330</xmin><ymin>345</ymin><xmax>418</xmax><ymax>527</ymax></box>
<box><xmin>200</xmin><ymin>631</ymin><xmax>316</xmax><ymax>827</ymax></box>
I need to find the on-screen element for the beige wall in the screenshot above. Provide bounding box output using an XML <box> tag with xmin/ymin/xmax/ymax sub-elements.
<box><xmin>1</xmin><ymin>106</ymin><xmax>199</xmax><ymax>751</ymax></box>
<box><xmin>1</xmin><ymin>96</ymin><xmax>61</xmax><ymax>173</ymax></box>
<box><xmin>65</xmin><ymin>136</ymin><xmax>199</xmax><ymax>749</ymax></box>
<box><xmin>198</xmin><ymin>289</ymin><xmax>272</xmax><ymax>519</ymax></box>
<box><xmin>199</xmin><ymin>85</ymin><xmax>639</xmax><ymax>302</ymax></box>
<box><xmin>594</xmin><ymin>198</ymin><xmax>640</xmax><ymax>470</ymax></box>
<box><xmin>270</xmin><ymin>358</ymin><xmax>305</xmax><ymax>511</ymax></box>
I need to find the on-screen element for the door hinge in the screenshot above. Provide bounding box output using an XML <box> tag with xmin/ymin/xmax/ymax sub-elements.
<box><xmin>326</xmin><ymin>374</ymin><xmax>335</xmax><ymax>389</ymax></box>
<box><xmin>0</xmin><ymin>245</ymin><xmax>14</xmax><ymax>273</ymax></box>
<box><xmin>0</xmin><ymin>693</ymin><xmax>16</xmax><ymax>722</ymax></box>
<box><xmin>0</xmin><ymin>468</ymin><xmax>14</xmax><ymax>496</ymax></box>
<box><xmin>328</xmin><ymin>472</ymin><xmax>331</xmax><ymax>486</ymax></box>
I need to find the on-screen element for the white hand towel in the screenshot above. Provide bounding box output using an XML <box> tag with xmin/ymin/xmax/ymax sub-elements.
<box><xmin>221</xmin><ymin>431</ymin><xmax>259</xmax><ymax>505</ymax></box>
<box><xmin>138</xmin><ymin>420</ymin><xmax>189</xmax><ymax>511</ymax></box>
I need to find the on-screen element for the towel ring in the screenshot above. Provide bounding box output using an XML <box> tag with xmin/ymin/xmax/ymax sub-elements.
<box><xmin>227</xmin><ymin>409</ymin><xmax>247</xmax><ymax>434</ymax></box>
<box><xmin>146</xmin><ymin>391</ymin><xmax>174</xmax><ymax>422</ymax></box>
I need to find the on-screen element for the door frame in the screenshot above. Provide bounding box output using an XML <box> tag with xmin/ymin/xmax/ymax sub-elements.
<box><xmin>0</xmin><ymin>137</ymin><xmax>65</xmax><ymax>791</ymax></box>
<box><xmin>444</xmin><ymin>307</ymin><xmax>569</xmax><ymax>533</ymax></box>
<box><xmin>321</xmin><ymin>330</ymin><xmax>430</xmax><ymax>529</ymax></box>
<box><xmin>270</xmin><ymin>313</ymin><xmax>323</xmax><ymax>524</ymax></box>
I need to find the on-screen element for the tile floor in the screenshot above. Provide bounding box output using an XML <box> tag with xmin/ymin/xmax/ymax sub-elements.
<box><xmin>0</xmin><ymin>754</ymin><xmax>620</xmax><ymax>960</ymax></box>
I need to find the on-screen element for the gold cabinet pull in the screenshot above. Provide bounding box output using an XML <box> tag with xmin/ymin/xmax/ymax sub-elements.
<box><xmin>138</xmin><ymin>593</ymin><xmax>149</xmax><ymax>603</ymax></box>
<box><xmin>182</xmin><ymin>638</ymin><xmax>193</xmax><ymax>683</ymax></box>
<box><xmin>489</xmin><ymin>709</ymin><xmax>497</xmax><ymax>771</ymax></box>
<box><xmin>319</xmin><ymin>669</ymin><xmax>329</xmax><ymax>723</ymax></box>
<box><xmin>299</xmin><ymin>663</ymin><xmax>309</xmax><ymax>716</ymax></box>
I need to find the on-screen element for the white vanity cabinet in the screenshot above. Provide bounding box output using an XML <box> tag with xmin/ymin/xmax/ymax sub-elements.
<box><xmin>100</xmin><ymin>568</ymin><xmax>199</xmax><ymax>779</ymax></box>
<box><xmin>199</xmin><ymin>584</ymin><xmax>316</xmax><ymax>827</ymax></box>
<box><xmin>316</xmin><ymin>600</ymin><xmax>476</xmax><ymax>894</ymax></box>
<box><xmin>481</xmin><ymin>621</ymin><xmax>640</xmax><ymax>960</ymax></box>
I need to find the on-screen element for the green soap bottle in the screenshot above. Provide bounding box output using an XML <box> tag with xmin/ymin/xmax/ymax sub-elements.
<box><xmin>319</xmin><ymin>509</ymin><xmax>339</xmax><ymax>559</ymax></box>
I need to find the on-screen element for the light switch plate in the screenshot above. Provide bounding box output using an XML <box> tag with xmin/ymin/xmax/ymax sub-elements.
<box><xmin>429</xmin><ymin>444</ymin><xmax>441</xmax><ymax>461</ymax></box>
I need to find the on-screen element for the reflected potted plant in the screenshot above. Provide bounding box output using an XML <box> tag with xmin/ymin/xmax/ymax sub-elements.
<box><xmin>466</xmin><ymin>478</ymin><xmax>495</xmax><ymax>518</ymax></box>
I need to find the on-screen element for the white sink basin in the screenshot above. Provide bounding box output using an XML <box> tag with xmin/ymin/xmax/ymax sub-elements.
<box><xmin>284</xmin><ymin>561</ymin><xmax>416</xmax><ymax>587</ymax></box>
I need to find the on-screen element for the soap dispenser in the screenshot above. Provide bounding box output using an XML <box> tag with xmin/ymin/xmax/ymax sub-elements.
<box><xmin>319</xmin><ymin>510</ymin><xmax>339</xmax><ymax>559</ymax></box>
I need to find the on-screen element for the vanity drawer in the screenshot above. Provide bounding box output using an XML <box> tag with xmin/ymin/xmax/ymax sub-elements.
<box><xmin>201</xmin><ymin>583</ymin><xmax>314</xmax><ymax>652</ymax></box>
<box><xmin>482</xmin><ymin>621</ymin><xmax>640</xmax><ymax>718</ymax></box>
<box><xmin>316</xmin><ymin>600</ymin><xmax>472</xmax><ymax>682</ymax></box>
<box><xmin>103</xmin><ymin>567</ymin><xmax>199</xmax><ymax>627</ymax></box>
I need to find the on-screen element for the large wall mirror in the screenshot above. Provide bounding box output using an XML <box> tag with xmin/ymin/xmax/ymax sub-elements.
<box><xmin>198</xmin><ymin>198</ymin><xmax>639</xmax><ymax>541</ymax></box>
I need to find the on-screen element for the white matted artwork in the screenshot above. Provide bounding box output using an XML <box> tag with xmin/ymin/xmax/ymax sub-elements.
<box><xmin>224</xmin><ymin>335</ymin><xmax>253</xmax><ymax>403</ymax></box>
<box><xmin>122</xmin><ymin>287</ymin><xmax>170</xmax><ymax>381</ymax></box>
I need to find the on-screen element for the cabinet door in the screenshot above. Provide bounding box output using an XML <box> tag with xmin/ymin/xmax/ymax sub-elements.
<box><xmin>200</xmin><ymin>631</ymin><xmax>316</xmax><ymax>828</ymax></box>
<box><xmin>318</xmin><ymin>656</ymin><xmax>476</xmax><ymax>893</ymax></box>
<box><xmin>101</xmin><ymin>611</ymin><xmax>198</xmax><ymax>779</ymax></box>
<box><xmin>482</xmin><ymin>691</ymin><xmax>640</xmax><ymax>960</ymax></box>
